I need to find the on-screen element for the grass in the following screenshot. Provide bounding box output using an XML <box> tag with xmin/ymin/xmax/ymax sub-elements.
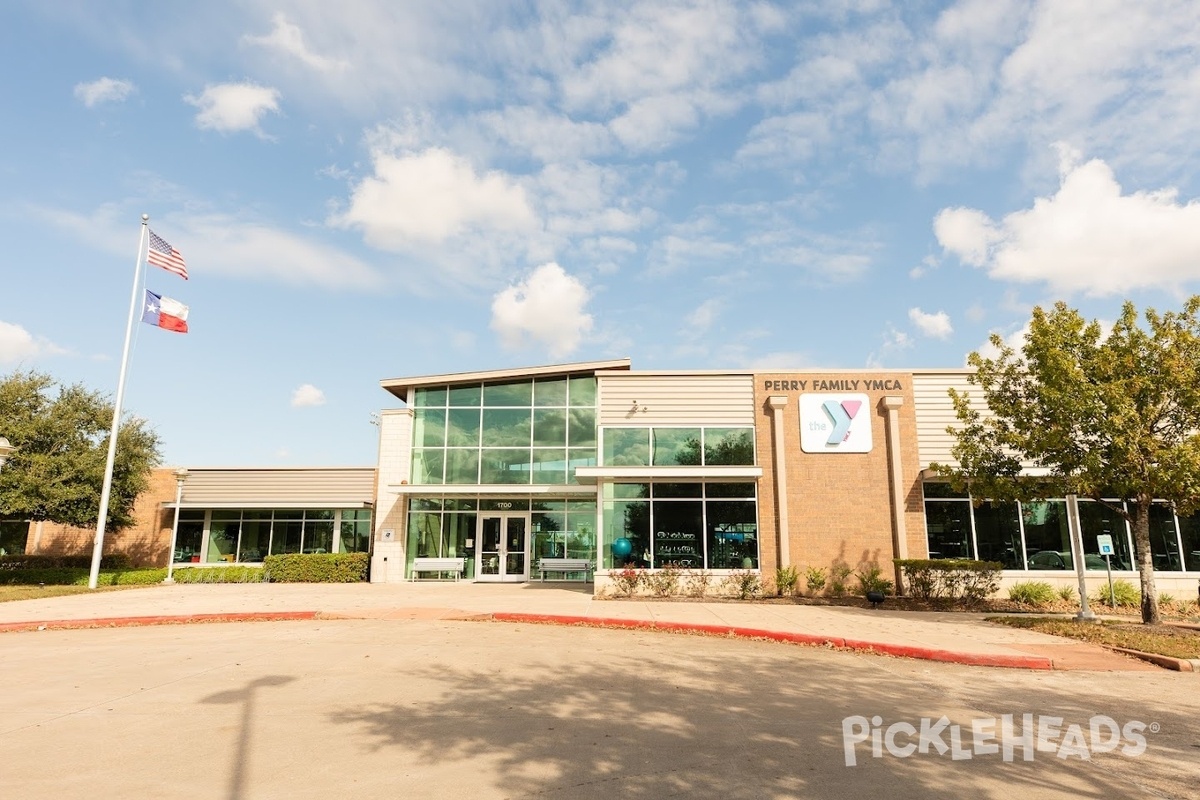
<box><xmin>987</xmin><ymin>616</ymin><xmax>1200</xmax><ymax>660</ymax></box>
<box><xmin>0</xmin><ymin>584</ymin><xmax>157</xmax><ymax>603</ymax></box>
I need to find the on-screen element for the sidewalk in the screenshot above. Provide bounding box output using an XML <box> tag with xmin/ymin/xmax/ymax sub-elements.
<box><xmin>0</xmin><ymin>582</ymin><xmax>1156</xmax><ymax>671</ymax></box>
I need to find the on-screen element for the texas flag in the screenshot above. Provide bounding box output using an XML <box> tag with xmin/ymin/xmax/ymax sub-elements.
<box><xmin>141</xmin><ymin>290</ymin><xmax>189</xmax><ymax>333</ymax></box>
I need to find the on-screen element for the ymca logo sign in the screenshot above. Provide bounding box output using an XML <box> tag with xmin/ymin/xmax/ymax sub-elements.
<box><xmin>799</xmin><ymin>393</ymin><xmax>872</xmax><ymax>453</ymax></box>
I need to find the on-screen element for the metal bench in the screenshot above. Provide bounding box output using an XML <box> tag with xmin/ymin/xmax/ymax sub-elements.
<box><xmin>538</xmin><ymin>557</ymin><xmax>593</xmax><ymax>582</ymax></box>
<box><xmin>410</xmin><ymin>557</ymin><xmax>466</xmax><ymax>581</ymax></box>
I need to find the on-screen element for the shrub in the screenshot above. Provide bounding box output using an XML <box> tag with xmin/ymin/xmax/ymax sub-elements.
<box><xmin>0</xmin><ymin>553</ymin><xmax>131</xmax><ymax>571</ymax></box>
<box><xmin>0</xmin><ymin>567</ymin><xmax>165</xmax><ymax>586</ymax></box>
<box><xmin>610</xmin><ymin>566</ymin><xmax>645</xmax><ymax>597</ymax></box>
<box><xmin>724</xmin><ymin>569</ymin><xmax>762</xmax><ymax>599</ymax></box>
<box><xmin>856</xmin><ymin>565</ymin><xmax>894</xmax><ymax>596</ymax></box>
<box><xmin>646</xmin><ymin>564</ymin><xmax>682</xmax><ymax>597</ymax></box>
<box><xmin>1008</xmin><ymin>581</ymin><xmax>1057</xmax><ymax>606</ymax></box>
<box><xmin>774</xmin><ymin>565</ymin><xmax>799</xmax><ymax>596</ymax></box>
<box><xmin>1092</xmin><ymin>579</ymin><xmax>1140</xmax><ymax>608</ymax></box>
<box><xmin>804</xmin><ymin>566</ymin><xmax>827</xmax><ymax>595</ymax></box>
<box><xmin>829</xmin><ymin>564</ymin><xmax>853</xmax><ymax>597</ymax></box>
<box><xmin>683</xmin><ymin>569</ymin><xmax>712</xmax><ymax>598</ymax></box>
<box><xmin>260</xmin><ymin>553</ymin><xmax>368</xmax><ymax>583</ymax></box>
<box><xmin>894</xmin><ymin>559</ymin><xmax>1003</xmax><ymax>603</ymax></box>
<box><xmin>1057</xmin><ymin>585</ymin><xmax>1076</xmax><ymax>602</ymax></box>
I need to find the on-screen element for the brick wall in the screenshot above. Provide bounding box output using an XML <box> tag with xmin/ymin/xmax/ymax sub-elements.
<box><xmin>753</xmin><ymin>372</ymin><xmax>926</xmax><ymax>582</ymax></box>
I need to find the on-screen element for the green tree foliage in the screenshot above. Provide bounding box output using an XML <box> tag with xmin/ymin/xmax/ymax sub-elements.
<box><xmin>0</xmin><ymin>370</ymin><xmax>161</xmax><ymax>531</ymax></box>
<box><xmin>933</xmin><ymin>299</ymin><xmax>1200</xmax><ymax>624</ymax></box>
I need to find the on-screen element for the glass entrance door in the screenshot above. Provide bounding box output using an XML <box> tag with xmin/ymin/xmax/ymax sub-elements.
<box><xmin>476</xmin><ymin>514</ymin><xmax>529</xmax><ymax>582</ymax></box>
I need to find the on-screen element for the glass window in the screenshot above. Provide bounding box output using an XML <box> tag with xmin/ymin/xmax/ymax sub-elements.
<box><xmin>534</xmin><ymin>378</ymin><xmax>568</xmax><ymax>407</ymax></box>
<box><xmin>481</xmin><ymin>408</ymin><xmax>531</xmax><ymax>447</ymax></box>
<box><xmin>603</xmin><ymin>428</ymin><xmax>650</xmax><ymax>466</ymax></box>
<box><xmin>446</xmin><ymin>408</ymin><xmax>481</xmax><ymax>447</ymax></box>
<box><xmin>532</xmin><ymin>409</ymin><xmax>567</xmax><ymax>447</ymax></box>
<box><xmin>566</xmin><ymin>504</ymin><xmax>597</xmax><ymax>562</ymax></box>
<box><xmin>1149</xmin><ymin>503</ymin><xmax>1183</xmax><ymax>571</ymax></box>
<box><xmin>483</xmin><ymin>380</ymin><xmax>532</xmax><ymax>407</ymax></box>
<box><xmin>567</xmin><ymin>448</ymin><xmax>597</xmax><ymax>480</ymax></box>
<box><xmin>237</xmin><ymin>511</ymin><xmax>270</xmax><ymax>562</ymax></box>
<box><xmin>271</xmin><ymin>514</ymin><xmax>303</xmax><ymax>555</ymax></box>
<box><xmin>0</xmin><ymin>520</ymin><xmax>27</xmax><ymax>556</ymax></box>
<box><xmin>604</xmin><ymin>499</ymin><xmax>649</xmax><ymax>569</ymax></box>
<box><xmin>653</xmin><ymin>483</ymin><xmax>703</xmax><ymax>498</ymax></box>
<box><xmin>338</xmin><ymin>510</ymin><xmax>371</xmax><ymax>554</ymax></box>
<box><xmin>304</xmin><ymin>510</ymin><xmax>334</xmax><ymax>554</ymax></box>
<box><xmin>706</xmin><ymin>482</ymin><xmax>756</xmax><ymax>498</ymax></box>
<box><xmin>652</xmin><ymin>500</ymin><xmax>703</xmax><ymax>569</ymax></box>
<box><xmin>533</xmin><ymin>508</ymin><xmax>567</xmax><ymax>561</ymax></box>
<box><xmin>480</xmin><ymin>449</ymin><xmax>531</xmax><ymax>484</ymax></box>
<box><xmin>447</xmin><ymin>385</ymin><xmax>481</xmax><ymax>406</ymax></box>
<box><xmin>607</xmin><ymin>482</ymin><xmax>649</xmax><ymax>499</ymax></box>
<box><xmin>704</xmin><ymin>428</ymin><xmax>754</xmax><ymax>465</ymax></box>
<box><xmin>568</xmin><ymin>408</ymin><xmax>596</xmax><ymax>446</ymax></box>
<box><xmin>480</xmin><ymin>498</ymin><xmax>529</xmax><ymax>511</ymax></box>
<box><xmin>207</xmin><ymin>510</ymin><xmax>240</xmax><ymax>563</ymax></box>
<box><xmin>1021</xmin><ymin>500</ymin><xmax>1072</xmax><ymax>569</ymax></box>
<box><xmin>568</xmin><ymin>376</ymin><xmax>596</xmax><ymax>407</ymax></box>
<box><xmin>972</xmin><ymin>501</ymin><xmax>1022</xmax><ymax>569</ymax></box>
<box><xmin>413</xmin><ymin>408</ymin><xmax>446</xmax><ymax>448</ymax></box>
<box><xmin>173</xmin><ymin>510</ymin><xmax>205</xmax><ymax>563</ymax></box>
<box><xmin>1078</xmin><ymin>500</ymin><xmax>1133</xmax><ymax>570</ymax></box>
<box><xmin>444</xmin><ymin>513</ymin><xmax>476</xmax><ymax>579</ymax></box>
<box><xmin>411</xmin><ymin>450</ymin><xmax>444</xmax><ymax>484</ymax></box>
<box><xmin>444</xmin><ymin>449</ymin><xmax>480</xmax><ymax>484</ymax></box>
<box><xmin>924</xmin><ymin>500</ymin><xmax>973</xmax><ymax>560</ymax></box>
<box><xmin>652</xmin><ymin>428</ymin><xmax>701</xmax><ymax>466</ymax></box>
<box><xmin>531</xmin><ymin>449</ymin><xmax>568</xmax><ymax>485</ymax></box>
<box><xmin>405</xmin><ymin>511</ymin><xmax>441</xmax><ymax>575</ymax></box>
<box><xmin>1178</xmin><ymin>511</ymin><xmax>1200</xmax><ymax>571</ymax></box>
<box><xmin>707</xmin><ymin>500</ymin><xmax>758</xmax><ymax>569</ymax></box>
<box><xmin>443</xmin><ymin>498</ymin><xmax>477</xmax><ymax>512</ymax></box>
<box><xmin>413</xmin><ymin>387</ymin><xmax>446</xmax><ymax>407</ymax></box>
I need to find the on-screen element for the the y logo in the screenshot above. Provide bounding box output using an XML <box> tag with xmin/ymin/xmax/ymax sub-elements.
<box><xmin>800</xmin><ymin>393</ymin><xmax>872</xmax><ymax>453</ymax></box>
<box><xmin>821</xmin><ymin>399</ymin><xmax>862</xmax><ymax>445</ymax></box>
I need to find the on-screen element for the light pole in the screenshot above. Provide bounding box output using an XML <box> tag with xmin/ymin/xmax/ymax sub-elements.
<box><xmin>164</xmin><ymin>468</ymin><xmax>189</xmax><ymax>584</ymax></box>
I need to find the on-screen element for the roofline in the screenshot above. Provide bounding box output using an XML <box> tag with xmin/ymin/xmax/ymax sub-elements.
<box><xmin>593</xmin><ymin>367</ymin><xmax>977</xmax><ymax>377</ymax></box>
<box><xmin>380</xmin><ymin>358</ymin><xmax>632</xmax><ymax>400</ymax></box>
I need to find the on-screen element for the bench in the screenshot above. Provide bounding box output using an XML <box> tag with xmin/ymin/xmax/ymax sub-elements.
<box><xmin>410</xmin><ymin>557</ymin><xmax>466</xmax><ymax>581</ymax></box>
<box><xmin>538</xmin><ymin>558</ymin><xmax>593</xmax><ymax>582</ymax></box>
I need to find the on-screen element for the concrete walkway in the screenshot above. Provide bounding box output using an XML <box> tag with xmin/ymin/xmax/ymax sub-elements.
<box><xmin>0</xmin><ymin>582</ymin><xmax>1157</xmax><ymax>671</ymax></box>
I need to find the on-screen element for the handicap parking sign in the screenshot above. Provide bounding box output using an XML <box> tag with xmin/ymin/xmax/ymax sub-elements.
<box><xmin>1096</xmin><ymin>534</ymin><xmax>1114</xmax><ymax>556</ymax></box>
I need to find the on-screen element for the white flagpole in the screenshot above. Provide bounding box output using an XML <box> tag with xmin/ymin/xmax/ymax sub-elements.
<box><xmin>89</xmin><ymin>214</ymin><xmax>150</xmax><ymax>590</ymax></box>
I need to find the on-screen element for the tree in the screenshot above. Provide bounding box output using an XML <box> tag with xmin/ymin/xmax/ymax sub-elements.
<box><xmin>934</xmin><ymin>298</ymin><xmax>1200</xmax><ymax>625</ymax></box>
<box><xmin>0</xmin><ymin>370</ymin><xmax>161</xmax><ymax>532</ymax></box>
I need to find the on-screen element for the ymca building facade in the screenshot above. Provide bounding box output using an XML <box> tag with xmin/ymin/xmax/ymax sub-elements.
<box><xmin>7</xmin><ymin>358</ymin><xmax>1199</xmax><ymax>596</ymax></box>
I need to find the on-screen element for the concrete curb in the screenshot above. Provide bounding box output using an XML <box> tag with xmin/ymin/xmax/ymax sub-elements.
<box><xmin>1107</xmin><ymin>646</ymin><xmax>1200</xmax><ymax>672</ymax></box>
<box><xmin>0</xmin><ymin>611</ymin><xmax>318</xmax><ymax>634</ymax></box>
<box><xmin>489</xmin><ymin>612</ymin><xmax>1055</xmax><ymax>671</ymax></box>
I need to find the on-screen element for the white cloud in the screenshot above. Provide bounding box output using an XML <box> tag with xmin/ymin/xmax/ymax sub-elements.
<box><xmin>0</xmin><ymin>321</ymin><xmax>66</xmax><ymax>363</ymax></box>
<box><xmin>331</xmin><ymin>146</ymin><xmax>537</xmax><ymax>250</ymax></box>
<box><xmin>908</xmin><ymin>307</ymin><xmax>954</xmax><ymax>338</ymax></box>
<box><xmin>243</xmin><ymin>12</ymin><xmax>349</xmax><ymax>72</ymax></box>
<box><xmin>935</xmin><ymin>148</ymin><xmax>1200</xmax><ymax>295</ymax></box>
<box><xmin>683</xmin><ymin>299</ymin><xmax>720</xmax><ymax>335</ymax></box>
<box><xmin>74</xmin><ymin>77</ymin><xmax>134</xmax><ymax>107</ymax></box>
<box><xmin>184</xmin><ymin>82</ymin><xmax>281</xmax><ymax>137</ymax></box>
<box><xmin>866</xmin><ymin>325</ymin><xmax>912</xmax><ymax>368</ymax></box>
<box><xmin>291</xmin><ymin>384</ymin><xmax>326</xmax><ymax>407</ymax></box>
<box><xmin>490</xmin><ymin>262</ymin><xmax>593</xmax><ymax>358</ymax></box>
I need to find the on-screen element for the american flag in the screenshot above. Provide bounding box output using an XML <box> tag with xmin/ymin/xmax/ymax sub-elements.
<box><xmin>147</xmin><ymin>229</ymin><xmax>188</xmax><ymax>280</ymax></box>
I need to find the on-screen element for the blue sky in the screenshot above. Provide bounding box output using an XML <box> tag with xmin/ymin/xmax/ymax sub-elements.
<box><xmin>2</xmin><ymin>1</ymin><xmax>1200</xmax><ymax>468</ymax></box>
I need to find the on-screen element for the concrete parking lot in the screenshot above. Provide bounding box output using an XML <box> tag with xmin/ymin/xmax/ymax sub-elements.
<box><xmin>2</xmin><ymin>618</ymin><xmax>1196</xmax><ymax>799</ymax></box>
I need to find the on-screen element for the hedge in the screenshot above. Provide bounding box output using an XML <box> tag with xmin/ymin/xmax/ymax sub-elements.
<box><xmin>262</xmin><ymin>553</ymin><xmax>369</xmax><ymax>583</ymax></box>
<box><xmin>170</xmin><ymin>566</ymin><xmax>265</xmax><ymax>584</ymax></box>
<box><xmin>0</xmin><ymin>567</ymin><xmax>165</xmax><ymax>586</ymax></box>
<box><xmin>894</xmin><ymin>558</ymin><xmax>1003</xmax><ymax>603</ymax></box>
<box><xmin>0</xmin><ymin>553</ymin><xmax>132</xmax><ymax>571</ymax></box>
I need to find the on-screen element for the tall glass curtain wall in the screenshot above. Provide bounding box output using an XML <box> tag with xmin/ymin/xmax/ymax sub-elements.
<box><xmin>923</xmin><ymin>484</ymin><xmax>1200</xmax><ymax>571</ymax></box>
<box><xmin>410</xmin><ymin>377</ymin><xmax>597</xmax><ymax>485</ymax></box>
<box><xmin>172</xmin><ymin>509</ymin><xmax>372</xmax><ymax>564</ymax></box>
<box><xmin>405</xmin><ymin>497</ymin><xmax>598</xmax><ymax>578</ymax></box>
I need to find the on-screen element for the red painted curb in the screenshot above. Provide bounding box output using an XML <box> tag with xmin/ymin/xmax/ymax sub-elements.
<box><xmin>490</xmin><ymin>612</ymin><xmax>1054</xmax><ymax>670</ymax></box>
<box><xmin>0</xmin><ymin>611</ymin><xmax>318</xmax><ymax>634</ymax></box>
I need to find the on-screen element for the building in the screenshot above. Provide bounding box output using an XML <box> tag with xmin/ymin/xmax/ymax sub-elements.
<box><xmin>6</xmin><ymin>358</ymin><xmax>1200</xmax><ymax>596</ymax></box>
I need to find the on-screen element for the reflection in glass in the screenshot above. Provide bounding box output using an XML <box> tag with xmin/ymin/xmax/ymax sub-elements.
<box><xmin>480</xmin><ymin>449</ymin><xmax>531</xmax><ymax>484</ymax></box>
<box><xmin>533</xmin><ymin>409</ymin><xmax>567</xmax><ymax>446</ymax></box>
<box><xmin>444</xmin><ymin>449</ymin><xmax>480</xmax><ymax>484</ymax></box>
<box><xmin>652</xmin><ymin>500</ymin><xmax>703</xmax><ymax>569</ymax></box>
<box><xmin>447</xmin><ymin>385</ymin><xmax>481</xmax><ymax>406</ymax></box>
<box><xmin>652</xmin><ymin>428</ymin><xmax>701</xmax><ymax>466</ymax></box>
<box><xmin>238</xmin><ymin>512</ymin><xmax>270</xmax><ymax>562</ymax></box>
<box><xmin>207</xmin><ymin>510</ymin><xmax>239</xmax><ymax>563</ymax></box>
<box><xmin>530</xmin><ymin>449</ymin><xmax>568</xmax><ymax>484</ymax></box>
<box><xmin>924</xmin><ymin>500</ymin><xmax>973</xmax><ymax>560</ymax></box>
<box><xmin>707</xmin><ymin>500</ymin><xmax>758</xmax><ymax>569</ymax></box>
<box><xmin>482</xmin><ymin>408</ymin><xmax>532</xmax><ymax>447</ymax></box>
<box><xmin>972</xmin><ymin>501</ymin><xmax>1022</xmax><ymax>569</ymax></box>
<box><xmin>483</xmin><ymin>381</ymin><xmax>532</xmax><ymax>407</ymax></box>
<box><xmin>413</xmin><ymin>387</ymin><xmax>446</xmax><ymax>407</ymax></box>
<box><xmin>1078</xmin><ymin>500</ymin><xmax>1132</xmax><ymax>570</ymax></box>
<box><xmin>446</xmin><ymin>408</ymin><xmax>481</xmax><ymax>447</ymax></box>
<box><xmin>174</xmin><ymin>510</ymin><xmax>205</xmax><ymax>563</ymax></box>
<box><xmin>604</xmin><ymin>499</ymin><xmax>650</xmax><ymax>569</ymax></box>
<box><xmin>604</xmin><ymin>428</ymin><xmax>650</xmax><ymax>466</ymax></box>
<box><xmin>1149</xmin><ymin>503</ymin><xmax>1183</xmax><ymax>571</ymax></box>
<box><xmin>411</xmin><ymin>450</ymin><xmax>444</xmax><ymax>484</ymax></box>
<box><xmin>703</xmin><ymin>428</ymin><xmax>754</xmax><ymax>465</ymax></box>
<box><xmin>1021</xmin><ymin>501</ymin><xmax>1072</xmax><ymax>568</ymax></box>
<box><xmin>1179</xmin><ymin>512</ymin><xmax>1200</xmax><ymax>571</ymax></box>
<box><xmin>534</xmin><ymin>378</ymin><xmax>567</xmax><ymax>407</ymax></box>
<box><xmin>568</xmin><ymin>376</ymin><xmax>596</xmax><ymax>407</ymax></box>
